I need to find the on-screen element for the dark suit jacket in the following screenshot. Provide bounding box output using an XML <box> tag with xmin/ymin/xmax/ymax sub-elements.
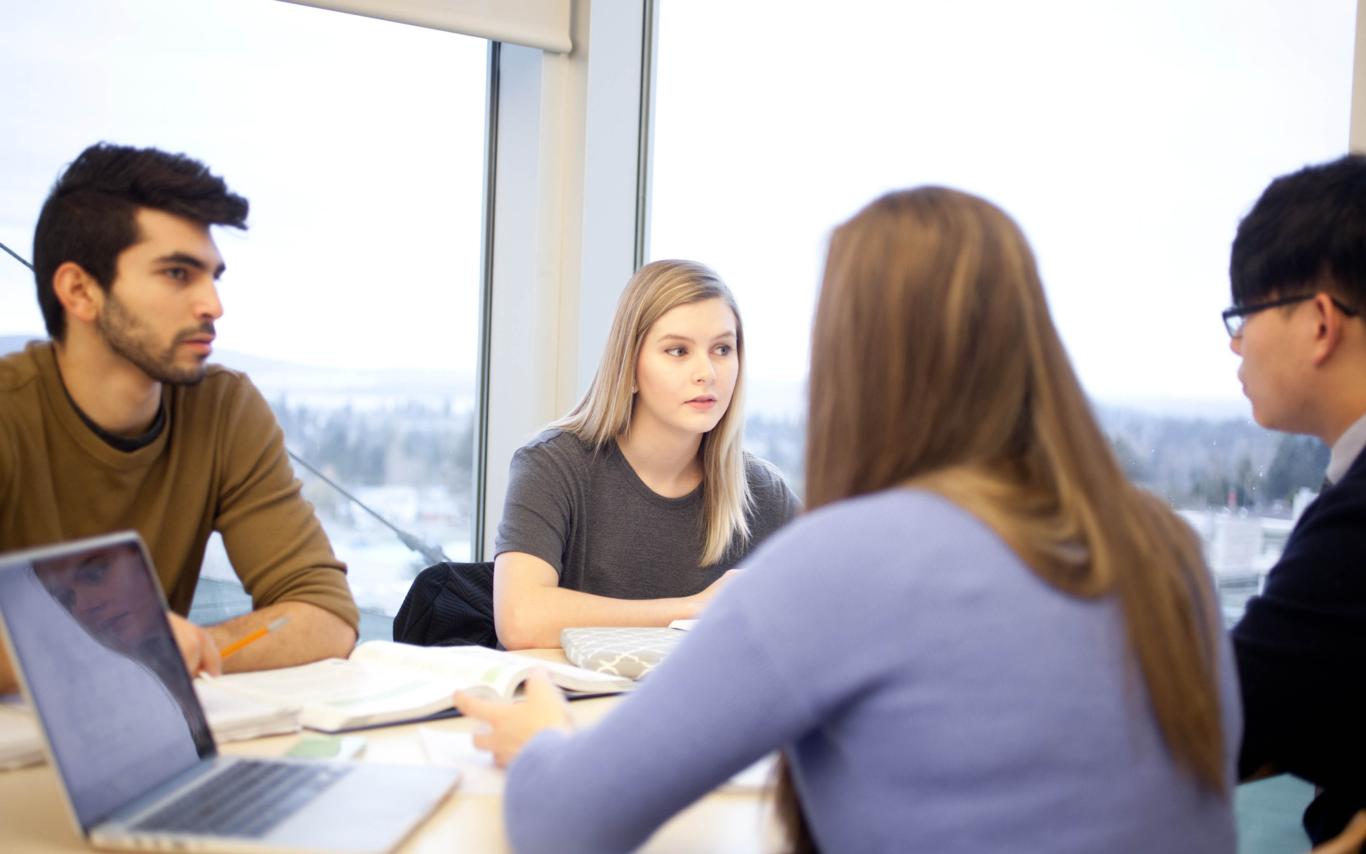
<box><xmin>1233</xmin><ymin>445</ymin><xmax>1366</xmax><ymax>843</ymax></box>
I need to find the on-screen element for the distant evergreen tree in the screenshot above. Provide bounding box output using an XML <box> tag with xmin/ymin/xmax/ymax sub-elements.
<box><xmin>1234</xmin><ymin>454</ymin><xmax>1259</xmax><ymax>507</ymax></box>
<box><xmin>1264</xmin><ymin>435</ymin><xmax>1330</xmax><ymax>503</ymax></box>
<box><xmin>1109</xmin><ymin>434</ymin><xmax>1150</xmax><ymax>483</ymax></box>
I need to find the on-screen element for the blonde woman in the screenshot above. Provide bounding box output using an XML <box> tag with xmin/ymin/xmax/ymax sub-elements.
<box><xmin>461</xmin><ymin>190</ymin><xmax>1237</xmax><ymax>852</ymax></box>
<box><xmin>493</xmin><ymin>259</ymin><xmax>799</xmax><ymax>650</ymax></box>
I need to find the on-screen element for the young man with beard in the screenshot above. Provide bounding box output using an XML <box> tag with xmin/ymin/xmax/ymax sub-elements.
<box><xmin>0</xmin><ymin>144</ymin><xmax>358</xmax><ymax>692</ymax></box>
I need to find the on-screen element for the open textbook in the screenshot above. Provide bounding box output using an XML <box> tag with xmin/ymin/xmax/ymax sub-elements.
<box><xmin>204</xmin><ymin>641</ymin><xmax>635</xmax><ymax>733</ymax></box>
<box><xmin>0</xmin><ymin>680</ymin><xmax>300</xmax><ymax>771</ymax></box>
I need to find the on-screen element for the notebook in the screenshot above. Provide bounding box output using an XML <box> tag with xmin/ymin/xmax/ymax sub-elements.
<box><xmin>0</xmin><ymin>531</ymin><xmax>461</xmax><ymax>853</ymax></box>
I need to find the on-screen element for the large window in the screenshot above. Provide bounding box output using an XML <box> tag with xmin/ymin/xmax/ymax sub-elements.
<box><xmin>0</xmin><ymin>0</ymin><xmax>488</xmax><ymax>641</ymax></box>
<box><xmin>650</xmin><ymin>0</ymin><xmax>1355</xmax><ymax>614</ymax></box>
<box><xmin>649</xmin><ymin>4</ymin><xmax>1356</xmax><ymax>844</ymax></box>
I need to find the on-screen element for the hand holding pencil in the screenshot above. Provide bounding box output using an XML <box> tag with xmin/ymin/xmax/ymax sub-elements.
<box><xmin>172</xmin><ymin>615</ymin><xmax>290</xmax><ymax>679</ymax></box>
<box><xmin>168</xmin><ymin>612</ymin><xmax>222</xmax><ymax>678</ymax></box>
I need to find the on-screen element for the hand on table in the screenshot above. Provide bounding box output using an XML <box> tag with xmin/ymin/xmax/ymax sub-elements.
<box><xmin>453</xmin><ymin>671</ymin><xmax>573</xmax><ymax>767</ymax></box>
<box><xmin>685</xmin><ymin>568</ymin><xmax>741</xmax><ymax>618</ymax></box>
<box><xmin>168</xmin><ymin>612</ymin><xmax>221</xmax><ymax>678</ymax></box>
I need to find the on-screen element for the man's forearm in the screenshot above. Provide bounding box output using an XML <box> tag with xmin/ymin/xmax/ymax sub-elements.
<box><xmin>207</xmin><ymin>601</ymin><xmax>356</xmax><ymax>672</ymax></box>
<box><xmin>497</xmin><ymin>586</ymin><xmax>693</xmax><ymax>650</ymax></box>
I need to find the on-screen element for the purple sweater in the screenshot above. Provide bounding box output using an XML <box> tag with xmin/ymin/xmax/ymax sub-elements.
<box><xmin>504</xmin><ymin>490</ymin><xmax>1239</xmax><ymax>853</ymax></box>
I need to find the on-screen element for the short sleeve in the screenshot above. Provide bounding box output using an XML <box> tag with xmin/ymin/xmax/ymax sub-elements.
<box><xmin>744</xmin><ymin>455</ymin><xmax>801</xmax><ymax>545</ymax></box>
<box><xmin>494</xmin><ymin>436</ymin><xmax>581</xmax><ymax>575</ymax></box>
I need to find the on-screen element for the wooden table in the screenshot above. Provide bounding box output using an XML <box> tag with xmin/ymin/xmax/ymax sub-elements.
<box><xmin>0</xmin><ymin>650</ymin><xmax>779</xmax><ymax>852</ymax></box>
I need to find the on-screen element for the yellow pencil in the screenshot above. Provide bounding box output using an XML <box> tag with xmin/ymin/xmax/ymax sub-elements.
<box><xmin>219</xmin><ymin>616</ymin><xmax>289</xmax><ymax>660</ymax></box>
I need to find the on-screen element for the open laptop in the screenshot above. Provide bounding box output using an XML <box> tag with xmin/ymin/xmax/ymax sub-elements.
<box><xmin>0</xmin><ymin>531</ymin><xmax>461</xmax><ymax>853</ymax></box>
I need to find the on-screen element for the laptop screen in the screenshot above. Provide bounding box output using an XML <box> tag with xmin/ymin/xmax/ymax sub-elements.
<box><xmin>0</xmin><ymin>534</ymin><xmax>215</xmax><ymax>830</ymax></box>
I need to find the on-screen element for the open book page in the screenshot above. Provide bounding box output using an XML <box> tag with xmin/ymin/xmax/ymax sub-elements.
<box><xmin>348</xmin><ymin>642</ymin><xmax>536</xmax><ymax>702</ymax></box>
<box><xmin>527</xmin><ymin>654</ymin><xmax>637</xmax><ymax>694</ymax></box>
<box><xmin>349</xmin><ymin>642</ymin><xmax>633</xmax><ymax>697</ymax></box>
<box><xmin>194</xmin><ymin>678</ymin><xmax>301</xmax><ymax>741</ymax></box>
<box><xmin>205</xmin><ymin>657</ymin><xmax>456</xmax><ymax>732</ymax></box>
<box><xmin>207</xmin><ymin>642</ymin><xmax>632</xmax><ymax>732</ymax></box>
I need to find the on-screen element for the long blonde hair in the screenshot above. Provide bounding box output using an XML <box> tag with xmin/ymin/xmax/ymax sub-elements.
<box><xmin>777</xmin><ymin>188</ymin><xmax>1226</xmax><ymax>850</ymax></box>
<box><xmin>553</xmin><ymin>259</ymin><xmax>753</xmax><ymax>565</ymax></box>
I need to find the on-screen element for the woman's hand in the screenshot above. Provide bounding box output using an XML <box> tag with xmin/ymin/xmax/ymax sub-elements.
<box><xmin>683</xmin><ymin>568</ymin><xmax>741</xmax><ymax>618</ymax></box>
<box><xmin>453</xmin><ymin>671</ymin><xmax>574</xmax><ymax>767</ymax></box>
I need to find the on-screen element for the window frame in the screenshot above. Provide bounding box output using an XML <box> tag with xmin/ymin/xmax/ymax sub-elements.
<box><xmin>307</xmin><ymin>0</ymin><xmax>1366</xmax><ymax>555</ymax></box>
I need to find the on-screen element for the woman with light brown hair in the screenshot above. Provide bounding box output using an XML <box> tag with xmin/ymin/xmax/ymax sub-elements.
<box><xmin>492</xmin><ymin>259</ymin><xmax>798</xmax><ymax>649</ymax></box>
<box><xmin>459</xmin><ymin>189</ymin><xmax>1238</xmax><ymax>852</ymax></box>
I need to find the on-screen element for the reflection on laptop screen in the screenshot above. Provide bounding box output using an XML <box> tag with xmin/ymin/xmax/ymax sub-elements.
<box><xmin>0</xmin><ymin>537</ymin><xmax>213</xmax><ymax>830</ymax></box>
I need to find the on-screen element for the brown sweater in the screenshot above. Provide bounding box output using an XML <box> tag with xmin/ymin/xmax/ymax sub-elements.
<box><xmin>0</xmin><ymin>341</ymin><xmax>358</xmax><ymax>629</ymax></box>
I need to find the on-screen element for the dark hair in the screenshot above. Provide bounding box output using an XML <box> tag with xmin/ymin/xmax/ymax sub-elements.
<box><xmin>1230</xmin><ymin>154</ymin><xmax>1366</xmax><ymax>308</ymax></box>
<box><xmin>32</xmin><ymin>143</ymin><xmax>249</xmax><ymax>340</ymax></box>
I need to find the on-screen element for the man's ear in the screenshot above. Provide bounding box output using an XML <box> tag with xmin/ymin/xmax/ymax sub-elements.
<box><xmin>1309</xmin><ymin>292</ymin><xmax>1346</xmax><ymax>367</ymax></box>
<box><xmin>51</xmin><ymin>261</ymin><xmax>103</xmax><ymax>327</ymax></box>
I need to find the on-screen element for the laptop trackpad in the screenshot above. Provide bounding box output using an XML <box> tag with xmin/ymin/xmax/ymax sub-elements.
<box><xmin>267</xmin><ymin>763</ymin><xmax>461</xmax><ymax>853</ymax></box>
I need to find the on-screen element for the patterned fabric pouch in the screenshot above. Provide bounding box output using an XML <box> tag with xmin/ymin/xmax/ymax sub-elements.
<box><xmin>559</xmin><ymin>627</ymin><xmax>685</xmax><ymax>680</ymax></box>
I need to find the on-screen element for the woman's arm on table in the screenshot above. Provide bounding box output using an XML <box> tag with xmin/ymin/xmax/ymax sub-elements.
<box><xmin>493</xmin><ymin>551</ymin><xmax>737</xmax><ymax>649</ymax></box>
<box><xmin>462</xmin><ymin>573</ymin><xmax>816</xmax><ymax>854</ymax></box>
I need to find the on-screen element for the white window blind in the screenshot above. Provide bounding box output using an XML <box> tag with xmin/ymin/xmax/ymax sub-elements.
<box><xmin>278</xmin><ymin>0</ymin><xmax>572</xmax><ymax>52</ymax></box>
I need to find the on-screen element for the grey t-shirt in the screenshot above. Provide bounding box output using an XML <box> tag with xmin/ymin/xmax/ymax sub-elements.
<box><xmin>495</xmin><ymin>429</ymin><xmax>799</xmax><ymax>599</ymax></box>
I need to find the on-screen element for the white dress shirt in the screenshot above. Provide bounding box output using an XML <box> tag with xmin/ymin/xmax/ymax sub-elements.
<box><xmin>1325</xmin><ymin>410</ymin><xmax>1366</xmax><ymax>486</ymax></box>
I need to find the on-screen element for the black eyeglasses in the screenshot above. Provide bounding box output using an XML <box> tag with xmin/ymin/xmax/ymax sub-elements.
<box><xmin>1221</xmin><ymin>293</ymin><xmax>1360</xmax><ymax>338</ymax></box>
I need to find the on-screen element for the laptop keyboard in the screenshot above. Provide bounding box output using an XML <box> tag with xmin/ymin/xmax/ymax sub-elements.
<box><xmin>130</xmin><ymin>759</ymin><xmax>352</xmax><ymax>838</ymax></box>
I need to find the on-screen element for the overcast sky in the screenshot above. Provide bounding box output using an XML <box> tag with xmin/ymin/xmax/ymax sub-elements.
<box><xmin>1</xmin><ymin>0</ymin><xmax>1357</xmax><ymax>414</ymax></box>
<box><xmin>650</xmin><ymin>0</ymin><xmax>1356</xmax><ymax>412</ymax></box>
<box><xmin>0</xmin><ymin>0</ymin><xmax>486</xmax><ymax>375</ymax></box>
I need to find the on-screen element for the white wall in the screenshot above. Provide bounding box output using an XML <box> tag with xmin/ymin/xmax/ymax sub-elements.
<box><xmin>1354</xmin><ymin>0</ymin><xmax>1366</xmax><ymax>151</ymax></box>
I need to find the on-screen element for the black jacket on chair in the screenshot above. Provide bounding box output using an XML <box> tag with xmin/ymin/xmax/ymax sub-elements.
<box><xmin>1233</xmin><ymin>446</ymin><xmax>1366</xmax><ymax>844</ymax></box>
<box><xmin>392</xmin><ymin>561</ymin><xmax>497</xmax><ymax>648</ymax></box>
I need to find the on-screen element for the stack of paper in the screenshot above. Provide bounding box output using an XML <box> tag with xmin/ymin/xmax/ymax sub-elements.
<box><xmin>0</xmin><ymin>682</ymin><xmax>301</xmax><ymax>772</ymax></box>
<box><xmin>196</xmin><ymin>678</ymin><xmax>302</xmax><ymax>742</ymax></box>
<box><xmin>0</xmin><ymin>700</ymin><xmax>43</xmax><ymax>770</ymax></box>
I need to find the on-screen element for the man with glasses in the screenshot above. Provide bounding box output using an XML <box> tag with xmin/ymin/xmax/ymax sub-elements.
<box><xmin>1225</xmin><ymin>154</ymin><xmax>1366</xmax><ymax>846</ymax></box>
